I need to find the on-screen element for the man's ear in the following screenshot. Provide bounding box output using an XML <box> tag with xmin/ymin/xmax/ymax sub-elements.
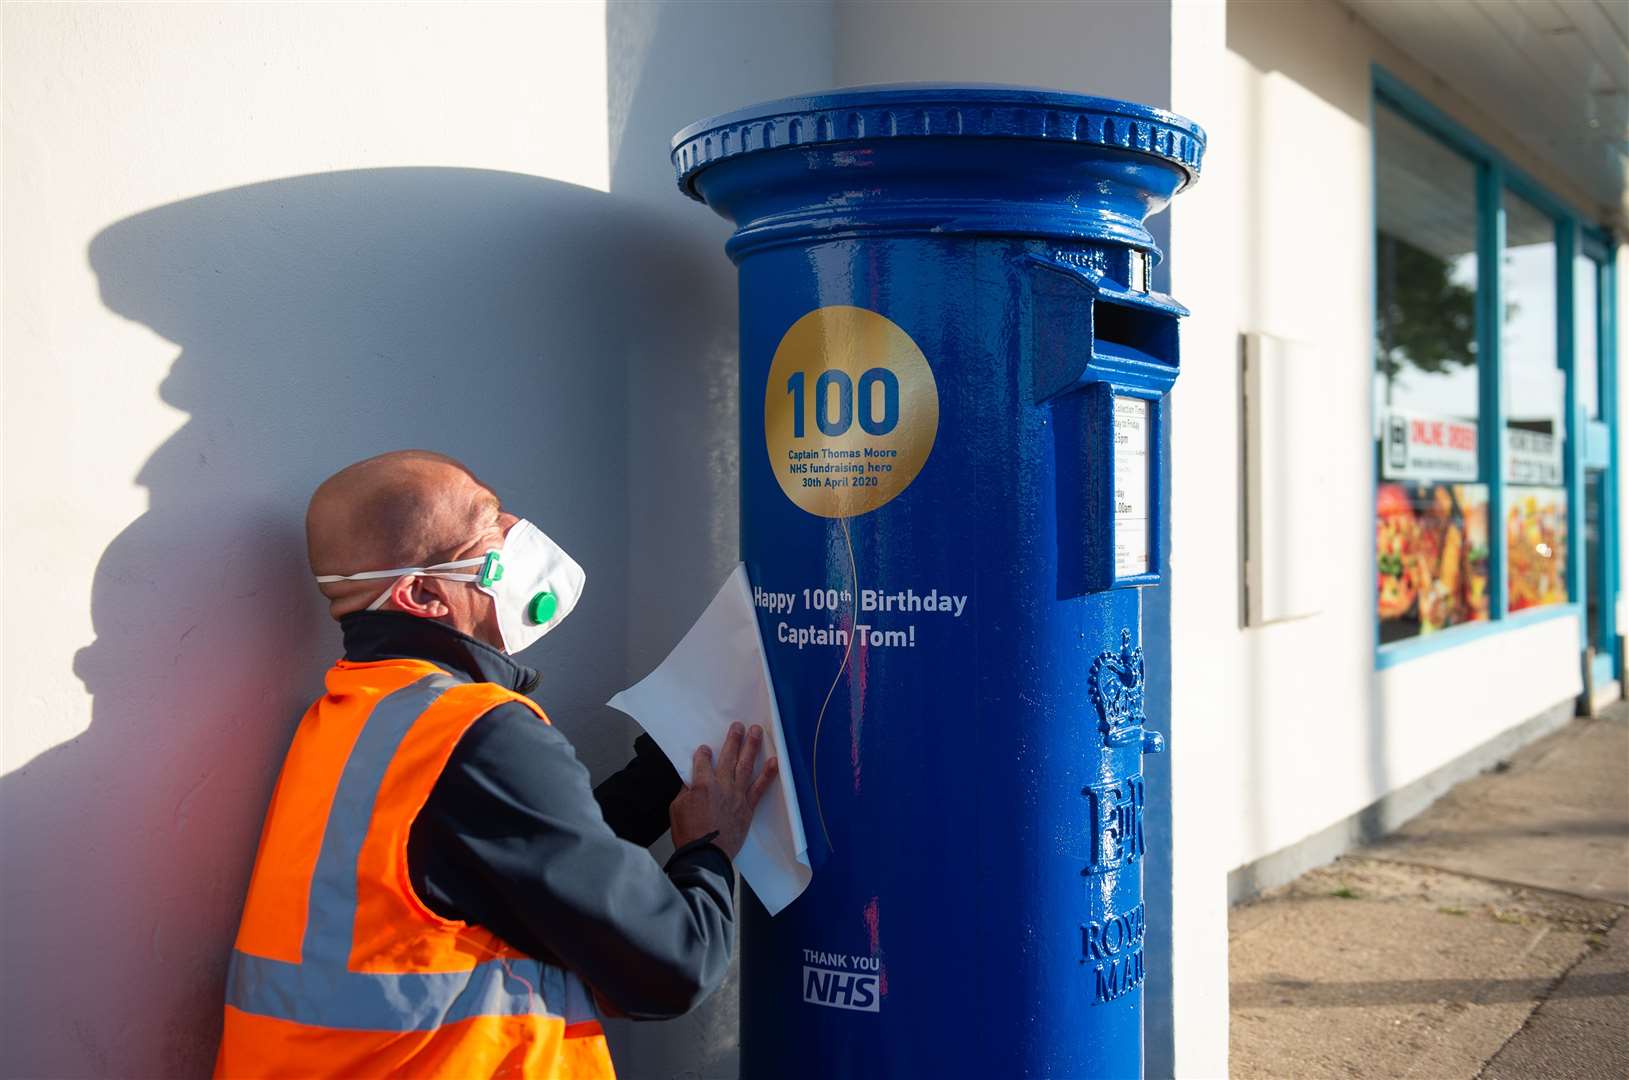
<box><xmin>384</xmin><ymin>575</ymin><xmax>451</xmax><ymax>619</ymax></box>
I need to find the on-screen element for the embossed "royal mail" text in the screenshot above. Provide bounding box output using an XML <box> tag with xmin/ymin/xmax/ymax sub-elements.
<box><xmin>1082</xmin><ymin>902</ymin><xmax>1148</xmax><ymax>1004</ymax></box>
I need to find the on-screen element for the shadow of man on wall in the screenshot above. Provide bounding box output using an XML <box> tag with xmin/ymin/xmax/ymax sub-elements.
<box><xmin>0</xmin><ymin>167</ymin><xmax>720</xmax><ymax>1077</ymax></box>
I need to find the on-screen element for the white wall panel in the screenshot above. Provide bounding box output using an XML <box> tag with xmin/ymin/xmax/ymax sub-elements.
<box><xmin>1244</xmin><ymin>331</ymin><xmax>1330</xmax><ymax>625</ymax></box>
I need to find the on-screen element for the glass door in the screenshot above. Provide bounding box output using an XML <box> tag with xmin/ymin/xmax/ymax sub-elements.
<box><xmin>1574</xmin><ymin>245</ymin><xmax>1618</xmax><ymax>694</ymax></box>
<box><xmin>1585</xmin><ymin>470</ymin><xmax>1610</xmax><ymax>674</ymax></box>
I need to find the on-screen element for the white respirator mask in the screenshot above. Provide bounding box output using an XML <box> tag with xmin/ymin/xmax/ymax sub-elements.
<box><xmin>316</xmin><ymin>519</ymin><xmax>586</xmax><ymax>655</ymax></box>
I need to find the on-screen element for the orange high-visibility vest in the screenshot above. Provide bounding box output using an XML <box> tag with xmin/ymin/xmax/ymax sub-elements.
<box><xmin>215</xmin><ymin>658</ymin><xmax>616</xmax><ymax>1079</ymax></box>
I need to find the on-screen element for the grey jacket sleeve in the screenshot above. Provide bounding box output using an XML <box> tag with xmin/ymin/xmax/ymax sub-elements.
<box><xmin>406</xmin><ymin>702</ymin><xmax>735</xmax><ymax>1020</ymax></box>
<box><xmin>593</xmin><ymin>733</ymin><xmax>685</xmax><ymax>847</ymax></box>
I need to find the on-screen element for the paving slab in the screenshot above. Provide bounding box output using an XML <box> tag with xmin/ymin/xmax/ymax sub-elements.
<box><xmin>1231</xmin><ymin>707</ymin><xmax>1629</xmax><ymax>1080</ymax></box>
<box><xmin>1369</xmin><ymin>712</ymin><xmax>1629</xmax><ymax>904</ymax></box>
<box><xmin>1229</xmin><ymin>858</ymin><xmax>1619</xmax><ymax>1080</ymax></box>
<box><xmin>1481</xmin><ymin>912</ymin><xmax>1629</xmax><ymax>1080</ymax></box>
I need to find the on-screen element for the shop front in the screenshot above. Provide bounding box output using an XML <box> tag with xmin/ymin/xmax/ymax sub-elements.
<box><xmin>1371</xmin><ymin>70</ymin><xmax>1621</xmax><ymax>713</ymax></box>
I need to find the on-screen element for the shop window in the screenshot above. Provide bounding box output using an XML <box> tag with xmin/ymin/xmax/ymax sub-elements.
<box><xmin>1502</xmin><ymin>193</ymin><xmax>1567</xmax><ymax>612</ymax></box>
<box><xmin>1373</xmin><ymin>103</ymin><xmax>1489</xmax><ymax>643</ymax></box>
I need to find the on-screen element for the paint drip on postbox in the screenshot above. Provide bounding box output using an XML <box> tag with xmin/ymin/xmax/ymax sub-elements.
<box><xmin>673</xmin><ymin>85</ymin><xmax>1204</xmax><ymax>1080</ymax></box>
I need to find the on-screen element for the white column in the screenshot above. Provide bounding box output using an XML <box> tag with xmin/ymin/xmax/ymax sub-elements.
<box><xmin>1166</xmin><ymin>4</ymin><xmax>1236</xmax><ymax>1077</ymax></box>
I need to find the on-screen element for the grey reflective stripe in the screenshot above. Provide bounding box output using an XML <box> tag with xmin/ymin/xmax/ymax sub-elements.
<box><xmin>302</xmin><ymin>674</ymin><xmax>454</xmax><ymax>963</ymax></box>
<box><xmin>225</xmin><ymin>950</ymin><xmax>601</xmax><ymax>1031</ymax></box>
<box><xmin>225</xmin><ymin>673</ymin><xmax>600</xmax><ymax>1032</ymax></box>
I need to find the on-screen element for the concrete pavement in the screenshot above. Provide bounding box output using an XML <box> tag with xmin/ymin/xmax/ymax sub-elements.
<box><xmin>1230</xmin><ymin>704</ymin><xmax>1629</xmax><ymax>1079</ymax></box>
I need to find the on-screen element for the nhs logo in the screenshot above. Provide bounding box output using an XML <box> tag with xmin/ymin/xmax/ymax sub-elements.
<box><xmin>802</xmin><ymin>964</ymin><xmax>880</xmax><ymax>1012</ymax></box>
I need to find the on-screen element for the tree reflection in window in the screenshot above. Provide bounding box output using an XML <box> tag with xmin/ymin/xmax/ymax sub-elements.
<box><xmin>1376</xmin><ymin>232</ymin><xmax>1476</xmax><ymax>384</ymax></box>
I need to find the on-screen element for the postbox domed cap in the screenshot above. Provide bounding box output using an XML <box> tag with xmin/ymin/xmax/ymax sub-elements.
<box><xmin>672</xmin><ymin>83</ymin><xmax>1206</xmax><ymax>201</ymax></box>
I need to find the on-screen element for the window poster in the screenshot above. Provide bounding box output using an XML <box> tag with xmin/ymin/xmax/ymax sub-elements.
<box><xmin>1507</xmin><ymin>487</ymin><xmax>1568</xmax><ymax>612</ymax></box>
<box><xmin>1504</xmin><ymin>428</ymin><xmax>1563</xmax><ymax>486</ymax></box>
<box><xmin>1381</xmin><ymin>409</ymin><xmax>1478</xmax><ymax>483</ymax></box>
<box><xmin>1377</xmin><ymin>482</ymin><xmax>1491</xmax><ymax>642</ymax></box>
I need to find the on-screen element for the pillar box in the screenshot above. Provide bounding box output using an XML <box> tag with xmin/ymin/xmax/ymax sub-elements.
<box><xmin>673</xmin><ymin>84</ymin><xmax>1204</xmax><ymax>1079</ymax></box>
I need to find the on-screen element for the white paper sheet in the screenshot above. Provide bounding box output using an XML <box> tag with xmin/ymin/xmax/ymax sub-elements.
<box><xmin>608</xmin><ymin>564</ymin><xmax>811</xmax><ymax>915</ymax></box>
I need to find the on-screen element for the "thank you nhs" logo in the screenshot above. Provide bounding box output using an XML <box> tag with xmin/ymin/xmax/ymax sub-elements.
<box><xmin>802</xmin><ymin>964</ymin><xmax>880</xmax><ymax>1012</ymax></box>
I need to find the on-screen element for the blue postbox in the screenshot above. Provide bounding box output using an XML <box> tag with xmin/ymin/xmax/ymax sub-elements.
<box><xmin>673</xmin><ymin>85</ymin><xmax>1204</xmax><ymax>1079</ymax></box>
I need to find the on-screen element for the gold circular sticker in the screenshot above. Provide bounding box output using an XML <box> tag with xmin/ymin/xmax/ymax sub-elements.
<box><xmin>764</xmin><ymin>306</ymin><xmax>939</xmax><ymax>518</ymax></box>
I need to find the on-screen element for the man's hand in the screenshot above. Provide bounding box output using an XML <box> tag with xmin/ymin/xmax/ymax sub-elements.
<box><xmin>670</xmin><ymin>723</ymin><xmax>779</xmax><ymax>859</ymax></box>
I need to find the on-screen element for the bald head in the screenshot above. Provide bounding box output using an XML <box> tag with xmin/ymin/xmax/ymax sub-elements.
<box><xmin>307</xmin><ymin>450</ymin><xmax>501</xmax><ymax>615</ymax></box>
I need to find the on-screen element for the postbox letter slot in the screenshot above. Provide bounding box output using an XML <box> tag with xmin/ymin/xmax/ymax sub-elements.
<box><xmin>1025</xmin><ymin>254</ymin><xmax>1188</xmax><ymax>402</ymax></box>
<box><xmin>1093</xmin><ymin>297</ymin><xmax>1178</xmax><ymax>369</ymax></box>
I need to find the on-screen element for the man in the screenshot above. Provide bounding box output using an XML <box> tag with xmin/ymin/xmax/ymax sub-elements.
<box><xmin>215</xmin><ymin>450</ymin><xmax>776</xmax><ymax>1079</ymax></box>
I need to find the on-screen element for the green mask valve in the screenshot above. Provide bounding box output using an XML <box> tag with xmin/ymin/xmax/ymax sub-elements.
<box><xmin>528</xmin><ymin>591</ymin><xmax>559</xmax><ymax>625</ymax></box>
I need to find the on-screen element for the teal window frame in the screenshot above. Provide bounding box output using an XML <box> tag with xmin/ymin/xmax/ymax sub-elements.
<box><xmin>1371</xmin><ymin>66</ymin><xmax>1616</xmax><ymax>671</ymax></box>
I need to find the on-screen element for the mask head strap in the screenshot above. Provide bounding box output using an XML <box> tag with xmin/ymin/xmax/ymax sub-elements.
<box><xmin>316</xmin><ymin>553</ymin><xmax>497</xmax><ymax>611</ymax></box>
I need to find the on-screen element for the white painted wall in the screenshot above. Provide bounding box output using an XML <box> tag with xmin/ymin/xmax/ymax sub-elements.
<box><xmin>1</xmin><ymin>3</ymin><xmax>829</xmax><ymax>1077</ymax></box>
<box><xmin>836</xmin><ymin>0</ymin><xmax>1170</xmax><ymax>94</ymax></box>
